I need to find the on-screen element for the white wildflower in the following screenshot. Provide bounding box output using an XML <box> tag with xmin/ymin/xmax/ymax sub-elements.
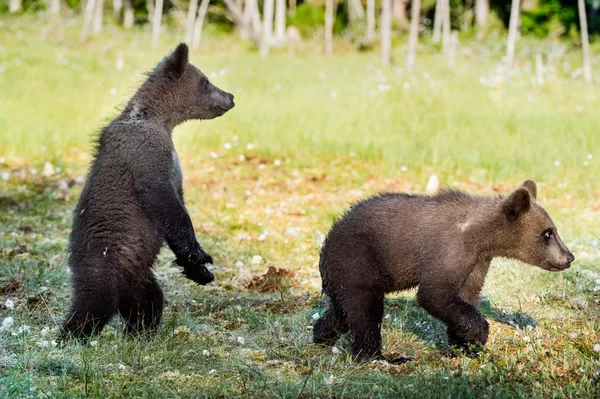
<box><xmin>593</xmin><ymin>344</ymin><xmax>600</xmax><ymax>352</ymax></box>
<box><xmin>251</xmin><ymin>255</ymin><xmax>263</xmax><ymax>265</ymax></box>
<box><xmin>332</xmin><ymin>346</ymin><xmax>340</xmax><ymax>354</ymax></box>
<box><xmin>203</xmin><ymin>349</ymin><xmax>210</xmax><ymax>356</ymax></box>
<box><xmin>554</xmin><ymin>160</ymin><xmax>560</xmax><ymax>167</ymax></box>
<box><xmin>118</xmin><ymin>363</ymin><xmax>127</xmax><ymax>370</ymax></box>
<box><xmin>312</xmin><ymin>313</ymin><xmax>320</xmax><ymax>321</ymax></box>
<box><xmin>90</xmin><ymin>340</ymin><xmax>98</xmax><ymax>347</ymax></box>
<box><xmin>401</xmin><ymin>165</ymin><xmax>408</xmax><ymax>172</ymax></box>
<box><xmin>224</xmin><ymin>142</ymin><xmax>232</xmax><ymax>150</ymax></box>
<box><xmin>208</xmin><ymin>369</ymin><xmax>217</xmax><ymax>375</ymax></box>
<box><xmin>109</xmin><ymin>87</ymin><xmax>117</xmax><ymax>96</ymax></box>
<box><xmin>522</xmin><ymin>336</ymin><xmax>531</xmax><ymax>342</ymax></box>
<box><xmin>274</xmin><ymin>159</ymin><xmax>282</xmax><ymax>166</ymax></box>
<box><xmin>41</xmin><ymin>326</ymin><xmax>50</xmax><ymax>337</ymax></box>
<box><xmin>237</xmin><ymin>336</ymin><xmax>245</xmax><ymax>345</ymax></box>
<box><xmin>235</xmin><ymin>261</ymin><xmax>244</xmax><ymax>267</ymax></box>
<box><xmin>246</xmin><ymin>143</ymin><xmax>255</xmax><ymax>150</ymax></box>
<box><xmin>210</xmin><ymin>152</ymin><xmax>218</xmax><ymax>159</ymax></box>
<box><xmin>324</xmin><ymin>374</ymin><xmax>334</xmax><ymax>384</ymax></box>
<box><xmin>5</xmin><ymin>299</ymin><xmax>14</xmax><ymax>309</ymax></box>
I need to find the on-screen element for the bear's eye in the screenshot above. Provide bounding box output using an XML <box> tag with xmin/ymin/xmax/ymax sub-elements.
<box><xmin>202</xmin><ymin>79</ymin><xmax>209</xmax><ymax>88</ymax></box>
<box><xmin>543</xmin><ymin>229</ymin><xmax>554</xmax><ymax>240</ymax></box>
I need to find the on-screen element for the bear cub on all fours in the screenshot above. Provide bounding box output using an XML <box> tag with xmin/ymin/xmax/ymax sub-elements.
<box><xmin>313</xmin><ymin>180</ymin><xmax>574</xmax><ymax>362</ymax></box>
<box><xmin>61</xmin><ymin>43</ymin><xmax>235</xmax><ymax>340</ymax></box>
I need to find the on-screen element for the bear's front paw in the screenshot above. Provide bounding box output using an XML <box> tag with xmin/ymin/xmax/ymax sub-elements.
<box><xmin>447</xmin><ymin>317</ymin><xmax>489</xmax><ymax>356</ymax></box>
<box><xmin>182</xmin><ymin>265</ymin><xmax>215</xmax><ymax>285</ymax></box>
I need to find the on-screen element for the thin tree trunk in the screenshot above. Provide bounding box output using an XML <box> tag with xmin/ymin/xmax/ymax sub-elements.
<box><xmin>325</xmin><ymin>0</ymin><xmax>336</xmax><ymax>56</ymax></box>
<box><xmin>92</xmin><ymin>0</ymin><xmax>103</xmax><ymax>36</ymax></box>
<box><xmin>9</xmin><ymin>0</ymin><xmax>21</xmax><ymax>13</ymax></box>
<box><xmin>151</xmin><ymin>0</ymin><xmax>164</xmax><ymax>49</ymax></box>
<box><xmin>123</xmin><ymin>0</ymin><xmax>134</xmax><ymax>28</ymax></box>
<box><xmin>275</xmin><ymin>0</ymin><xmax>286</xmax><ymax>43</ymax></box>
<box><xmin>448</xmin><ymin>30</ymin><xmax>458</xmax><ymax>68</ymax></box>
<box><xmin>147</xmin><ymin>0</ymin><xmax>154</xmax><ymax>26</ymax></box>
<box><xmin>288</xmin><ymin>0</ymin><xmax>296</xmax><ymax>16</ymax></box>
<box><xmin>578</xmin><ymin>0</ymin><xmax>593</xmax><ymax>82</ymax></box>
<box><xmin>192</xmin><ymin>0</ymin><xmax>210</xmax><ymax>49</ymax></box>
<box><xmin>381</xmin><ymin>0</ymin><xmax>392</xmax><ymax>64</ymax></box>
<box><xmin>50</xmin><ymin>0</ymin><xmax>61</xmax><ymax>15</ymax></box>
<box><xmin>475</xmin><ymin>0</ymin><xmax>488</xmax><ymax>38</ymax></box>
<box><xmin>223</xmin><ymin>0</ymin><xmax>262</xmax><ymax>47</ymax></box>
<box><xmin>80</xmin><ymin>0</ymin><xmax>96</xmax><ymax>42</ymax></box>
<box><xmin>348</xmin><ymin>0</ymin><xmax>364</xmax><ymax>22</ymax></box>
<box><xmin>243</xmin><ymin>0</ymin><xmax>261</xmax><ymax>35</ymax></box>
<box><xmin>432</xmin><ymin>0</ymin><xmax>442</xmax><ymax>43</ymax></box>
<box><xmin>185</xmin><ymin>0</ymin><xmax>200</xmax><ymax>45</ymax></box>
<box><xmin>260</xmin><ymin>0</ymin><xmax>275</xmax><ymax>56</ymax></box>
<box><xmin>113</xmin><ymin>0</ymin><xmax>122</xmax><ymax>17</ymax></box>
<box><xmin>367</xmin><ymin>0</ymin><xmax>375</xmax><ymax>42</ymax></box>
<box><xmin>506</xmin><ymin>0</ymin><xmax>520</xmax><ymax>66</ymax></box>
<box><xmin>406</xmin><ymin>0</ymin><xmax>421</xmax><ymax>70</ymax></box>
<box><xmin>441</xmin><ymin>0</ymin><xmax>450</xmax><ymax>54</ymax></box>
<box><xmin>392</xmin><ymin>0</ymin><xmax>408</xmax><ymax>27</ymax></box>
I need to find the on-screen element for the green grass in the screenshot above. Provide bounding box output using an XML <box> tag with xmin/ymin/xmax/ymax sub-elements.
<box><xmin>1</xmin><ymin>14</ymin><xmax>600</xmax><ymax>398</ymax></box>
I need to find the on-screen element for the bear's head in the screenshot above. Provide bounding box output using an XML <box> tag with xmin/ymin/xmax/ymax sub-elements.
<box><xmin>499</xmin><ymin>180</ymin><xmax>574</xmax><ymax>271</ymax></box>
<box><xmin>135</xmin><ymin>43</ymin><xmax>235</xmax><ymax>126</ymax></box>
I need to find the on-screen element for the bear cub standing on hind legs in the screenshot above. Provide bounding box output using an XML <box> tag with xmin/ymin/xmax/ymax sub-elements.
<box><xmin>313</xmin><ymin>180</ymin><xmax>574</xmax><ymax>363</ymax></box>
<box><xmin>61</xmin><ymin>43</ymin><xmax>235</xmax><ymax>340</ymax></box>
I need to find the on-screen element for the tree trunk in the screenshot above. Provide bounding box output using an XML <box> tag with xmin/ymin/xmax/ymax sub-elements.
<box><xmin>223</xmin><ymin>0</ymin><xmax>262</xmax><ymax>47</ymax></box>
<box><xmin>348</xmin><ymin>0</ymin><xmax>365</xmax><ymax>22</ymax></box>
<box><xmin>92</xmin><ymin>0</ymin><xmax>103</xmax><ymax>36</ymax></box>
<box><xmin>448</xmin><ymin>30</ymin><xmax>458</xmax><ymax>68</ymax></box>
<box><xmin>325</xmin><ymin>0</ymin><xmax>336</xmax><ymax>56</ymax></box>
<box><xmin>275</xmin><ymin>0</ymin><xmax>286</xmax><ymax>44</ymax></box>
<box><xmin>441</xmin><ymin>0</ymin><xmax>450</xmax><ymax>54</ymax></box>
<box><xmin>80</xmin><ymin>0</ymin><xmax>96</xmax><ymax>42</ymax></box>
<box><xmin>113</xmin><ymin>0</ymin><xmax>122</xmax><ymax>17</ymax></box>
<box><xmin>260</xmin><ymin>0</ymin><xmax>274</xmax><ymax>56</ymax></box>
<box><xmin>406</xmin><ymin>0</ymin><xmax>421</xmax><ymax>70</ymax></box>
<box><xmin>578</xmin><ymin>0</ymin><xmax>592</xmax><ymax>82</ymax></box>
<box><xmin>191</xmin><ymin>0</ymin><xmax>210</xmax><ymax>49</ymax></box>
<box><xmin>367</xmin><ymin>0</ymin><xmax>375</xmax><ymax>42</ymax></box>
<box><xmin>151</xmin><ymin>0</ymin><xmax>164</xmax><ymax>49</ymax></box>
<box><xmin>9</xmin><ymin>0</ymin><xmax>21</xmax><ymax>13</ymax></box>
<box><xmin>147</xmin><ymin>0</ymin><xmax>154</xmax><ymax>26</ymax></box>
<box><xmin>506</xmin><ymin>0</ymin><xmax>520</xmax><ymax>66</ymax></box>
<box><xmin>185</xmin><ymin>0</ymin><xmax>200</xmax><ymax>45</ymax></box>
<box><xmin>381</xmin><ymin>0</ymin><xmax>392</xmax><ymax>64</ymax></box>
<box><xmin>50</xmin><ymin>0</ymin><xmax>61</xmax><ymax>15</ymax></box>
<box><xmin>475</xmin><ymin>0</ymin><xmax>488</xmax><ymax>38</ymax></box>
<box><xmin>288</xmin><ymin>0</ymin><xmax>296</xmax><ymax>16</ymax></box>
<box><xmin>243</xmin><ymin>0</ymin><xmax>262</xmax><ymax>36</ymax></box>
<box><xmin>392</xmin><ymin>0</ymin><xmax>408</xmax><ymax>27</ymax></box>
<box><xmin>432</xmin><ymin>0</ymin><xmax>442</xmax><ymax>43</ymax></box>
<box><xmin>123</xmin><ymin>0</ymin><xmax>134</xmax><ymax>28</ymax></box>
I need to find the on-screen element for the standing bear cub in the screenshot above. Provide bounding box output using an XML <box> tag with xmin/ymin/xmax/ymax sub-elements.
<box><xmin>61</xmin><ymin>43</ymin><xmax>235</xmax><ymax>339</ymax></box>
<box><xmin>313</xmin><ymin>180</ymin><xmax>574</xmax><ymax>362</ymax></box>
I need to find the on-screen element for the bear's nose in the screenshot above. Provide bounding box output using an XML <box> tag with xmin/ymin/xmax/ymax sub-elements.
<box><xmin>567</xmin><ymin>252</ymin><xmax>575</xmax><ymax>264</ymax></box>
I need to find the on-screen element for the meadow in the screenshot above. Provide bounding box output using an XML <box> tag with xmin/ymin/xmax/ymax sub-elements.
<box><xmin>1</xmin><ymin>14</ymin><xmax>599</xmax><ymax>398</ymax></box>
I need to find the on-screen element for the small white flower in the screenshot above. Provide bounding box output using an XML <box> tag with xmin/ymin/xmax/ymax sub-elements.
<box><xmin>109</xmin><ymin>87</ymin><xmax>117</xmax><ymax>96</ymax></box>
<box><xmin>235</xmin><ymin>261</ymin><xmax>244</xmax><ymax>267</ymax></box>
<box><xmin>41</xmin><ymin>326</ymin><xmax>50</xmax><ymax>337</ymax></box>
<box><xmin>1</xmin><ymin>172</ymin><xmax>9</xmax><ymax>181</ymax></box>
<box><xmin>238</xmin><ymin>155</ymin><xmax>246</xmax><ymax>161</ymax></box>
<box><xmin>400</xmin><ymin>165</ymin><xmax>408</xmax><ymax>172</ymax></box>
<box><xmin>203</xmin><ymin>349</ymin><xmax>210</xmax><ymax>356</ymax></box>
<box><xmin>593</xmin><ymin>344</ymin><xmax>600</xmax><ymax>352</ymax></box>
<box><xmin>274</xmin><ymin>159</ymin><xmax>282</xmax><ymax>166</ymax></box>
<box><xmin>330</xmin><ymin>91</ymin><xmax>338</xmax><ymax>98</ymax></box>
<box><xmin>237</xmin><ymin>336</ymin><xmax>245</xmax><ymax>345</ymax></box>
<box><xmin>36</xmin><ymin>340</ymin><xmax>49</xmax><ymax>347</ymax></box>
<box><xmin>208</xmin><ymin>369</ymin><xmax>217</xmax><ymax>375</ymax></box>
<box><xmin>526</xmin><ymin>325</ymin><xmax>533</xmax><ymax>331</ymax></box>
<box><xmin>332</xmin><ymin>346</ymin><xmax>340</xmax><ymax>354</ymax></box>
<box><xmin>5</xmin><ymin>299</ymin><xmax>14</xmax><ymax>309</ymax></box>
<box><xmin>522</xmin><ymin>336</ymin><xmax>531</xmax><ymax>342</ymax></box>
<box><xmin>224</xmin><ymin>142</ymin><xmax>232</xmax><ymax>150</ymax></box>
<box><xmin>246</xmin><ymin>143</ymin><xmax>255</xmax><ymax>150</ymax></box>
<box><xmin>569</xmin><ymin>333</ymin><xmax>577</xmax><ymax>339</ymax></box>
<box><xmin>51</xmin><ymin>340</ymin><xmax>57</xmax><ymax>347</ymax></box>
<box><xmin>324</xmin><ymin>374</ymin><xmax>334</xmax><ymax>384</ymax></box>
<box><xmin>251</xmin><ymin>255</ymin><xmax>263</xmax><ymax>265</ymax></box>
<box><xmin>554</xmin><ymin>160</ymin><xmax>560</xmax><ymax>167</ymax></box>
<box><xmin>588</xmin><ymin>154</ymin><xmax>593</xmax><ymax>160</ymax></box>
<box><xmin>312</xmin><ymin>313</ymin><xmax>320</xmax><ymax>321</ymax></box>
<box><xmin>210</xmin><ymin>152</ymin><xmax>218</xmax><ymax>159</ymax></box>
<box><xmin>90</xmin><ymin>340</ymin><xmax>98</xmax><ymax>346</ymax></box>
<box><xmin>274</xmin><ymin>83</ymin><xmax>282</xmax><ymax>90</ymax></box>
<box><xmin>118</xmin><ymin>363</ymin><xmax>127</xmax><ymax>370</ymax></box>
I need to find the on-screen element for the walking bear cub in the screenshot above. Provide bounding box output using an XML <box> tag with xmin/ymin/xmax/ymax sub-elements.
<box><xmin>313</xmin><ymin>180</ymin><xmax>574</xmax><ymax>362</ymax></box>
<box><xmin>61</xmin><ymin>43</ymin><xmax>235</xmax><ymax>339</ymax></box>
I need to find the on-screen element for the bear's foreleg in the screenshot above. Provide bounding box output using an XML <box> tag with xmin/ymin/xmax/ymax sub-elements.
<box><xmin>313</xmin><ymin>298</ymin><xmax>349</xmax><ymax>346</ymax></box>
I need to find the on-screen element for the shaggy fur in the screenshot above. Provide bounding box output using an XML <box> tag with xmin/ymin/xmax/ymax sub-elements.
<box><xmin>313</xmin><ymin>180</ymin><xmax>574</xmax><ymax>362</ymax></box>
<box><xmin>61</xmin><ymin>43</ymin><xmax>235</xmax><ymax>339</ymax></box>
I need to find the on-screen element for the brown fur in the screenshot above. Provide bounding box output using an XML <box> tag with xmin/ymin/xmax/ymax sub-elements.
<box><xmin>313</xmin><ymin>180</ymin><xmax>574</xmax><ymax>362</ymax></box>
<box><xmin>61</xmin><ymin>43</ymin><xmax>235</xmax><ymax>340</ymax></box>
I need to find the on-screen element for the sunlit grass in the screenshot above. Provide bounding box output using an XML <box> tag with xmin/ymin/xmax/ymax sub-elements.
<box><xmin>1</xmin><ymin>14</ymin><xmax>599</xmax><ymax>398</ymax></box>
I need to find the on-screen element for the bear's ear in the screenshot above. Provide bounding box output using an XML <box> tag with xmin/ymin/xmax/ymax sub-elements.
<box><xmin>162</xmin><ymin>43</ymin><xmax>189</xmax><ymax>80</ymax></box>
<box><xmin>520</xmin><ymin>179</ymin><xmax>537</xmax><ymax>201</ymax></box>
<box><xmin>502</xmin><ymin>187</ymin><xmax>531</xmax><ymax>222</ymax></box>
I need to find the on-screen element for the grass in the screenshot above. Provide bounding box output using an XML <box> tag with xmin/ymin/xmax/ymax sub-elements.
<box><xmin>1</xmin><ymin>14</ymin><xmax>600</xmax><ymax>398</ymax></box>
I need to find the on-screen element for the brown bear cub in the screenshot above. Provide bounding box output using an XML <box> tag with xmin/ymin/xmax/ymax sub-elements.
<box><xmin>313</xmin><ymin>180</ymin><xmax>574</xmax><ymax>362</ymax></box>
<box><xmin>61</xmin><ymin>43</ymin><xmax>235</xmax><ymax>340</ymax></box>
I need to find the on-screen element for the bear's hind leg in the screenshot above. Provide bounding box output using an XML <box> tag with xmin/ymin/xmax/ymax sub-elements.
<box><xmin>344</xmin><ymin>290</ymin><xmax>386</xmax><ymax>362</ymax></box>
<box><xmin>119</xmin><ymin>277</ymin><xmax>165</xmax><ymax>334</ymax></box>
<box><xmin>61</xmin><ymin>282</ymin><xmax>118</xmax><ymax>340</ymax></box>
<box><xmin>313</xmin><ymin>298</ymin><xmax>348</xmax><ymax>346</ymax></box>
